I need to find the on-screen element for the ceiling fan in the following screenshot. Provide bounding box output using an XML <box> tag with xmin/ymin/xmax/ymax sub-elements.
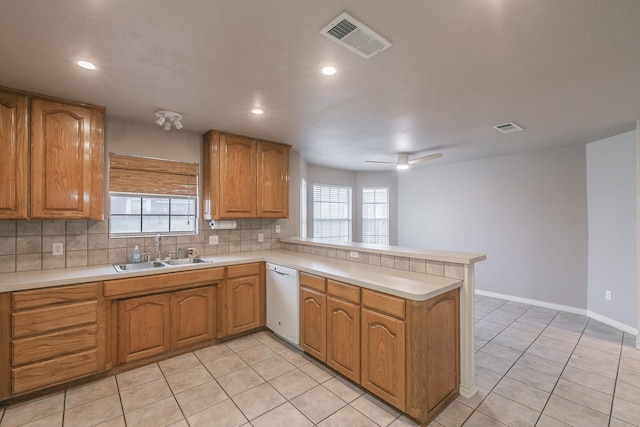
<box><xmin>365</xmin><ymin>152</ymin><xmax>443</xmax><ymax>169</ymax></box>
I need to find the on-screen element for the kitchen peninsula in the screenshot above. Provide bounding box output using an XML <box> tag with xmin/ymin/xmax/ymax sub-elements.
<box><xmin>0</xmin><ymin>243</ymin><xmax>485</xmax><ymax>425</ymax></box>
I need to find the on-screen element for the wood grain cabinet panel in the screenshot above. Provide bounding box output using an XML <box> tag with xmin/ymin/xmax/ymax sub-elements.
<box><xmin>12</xmin><ymin>301</ymin><xmax>97</xmax><ymax>338</ymax></box>
<box><xmin>12</xmin><ymin>349</ymin><xmax>98</xmax><ymax>394</ymax></box>
<box><xmin>202</xmin><ymin>130</ymin><xmax>290</xmax><ymax>220</ymax></box>
<box><xmin>4</xmin><ymin>282</ymin><xmax>103</xmax><ymax>398</ymax></box>
<box><xmin>361</xmin><ymin>308</ymin><xmax>405</xmax><ymax>411</ymax></box>
<box><xmin>171</xmin><ymin>287</ymin><xmax>215</xmax><ymax>348</ymax></box>
<box><xmin>226</xmin><ymin>274</ymin><xmax>261</xmax><ymax>335</ymax></box>
<box><xmin>327</xmin><ymin>296</ymin><xmax>360</xmax><ymax>382</ymax></box>
<box><xmin>219</xmin><ymin>133</ymin><xmax>257</xmax><ymax>218</ymax></box>
<box><xmin>256</xmin><ymin>140</ymin><xmax>289</xmax><ymax>218</ymax></box>
<box><xmin>0</xmin><ymin>89</ymin><xmax>28</xmax><ymax>220</ymax></box>
<box><xmin>30</xmin><ymin>97</ymin><xmax>104</xmax><ymax>219</ymax></box>
<box><xmin>117</xmin><ymin>294</ymin><xmax>171</xmax><ymax>363</ymax></box>
<box><xmin>299</xmin><ymin>287</ymin><xmax>326</xmax><ymax>362</ymax></box>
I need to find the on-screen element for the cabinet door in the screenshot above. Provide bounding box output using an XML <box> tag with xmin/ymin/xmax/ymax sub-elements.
<box><xmin>256</xmin><ymin>141</ymin><xmax>290</xmax><ymax>218</ymax></box>
<box><xmin>118</xmin><ymin>294</ymin><xmax>171</xmax><ymax>363</ymax></box>
<box><xmin>171</xmin><ymin>286</ymin><xmax>215</xmax><ymax>349</ymax></box>
<box><xmin>299</xmin><ymin>287</ymin><xmax>326</xmax><ymax>362</ymax></box>
<box><xmin>226</xmin><ymin>275</ymin><xmax>260</xmax><ymax>335</ymax></box>
<box><xmin>327</xmin><ymin>296</ymin><xmax>360</xmax><ymax>382</ymax></box>
<box><xmin>219</xmin><ymin>133</ymin><xmax>256</xmax><ymax>218</ymax></box>
<box><xmin>361</xmin><ymin>308</ymin><xmax>405</xmax><ymax>410</ymax></box>
<box><xmin>171</xmin><ymin>286</ymin><xmax>215</xmax><ymax>348</ymax></box>
<box><xmin>0</xmin><ymin>90</ymin><xmax>28</xmax><ymax>219</ymax></box>
<box><xmin>30</xmin><ymin>98</ymin><xmax>104</xmax><ymax>219</ymax></box>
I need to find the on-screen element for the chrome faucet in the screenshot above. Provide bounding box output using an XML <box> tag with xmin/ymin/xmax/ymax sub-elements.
<box><xmin>155</xmin><ymin>234</ymin><xmax>162</xmax><ymax>260</ymax></box>
<box><xmin>177</xmin><ymin>248</ymin><xmax>183</xmax><ymax>259</ymax></box>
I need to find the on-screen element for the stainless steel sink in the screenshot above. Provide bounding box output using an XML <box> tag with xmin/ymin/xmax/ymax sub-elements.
<box><xmin>165</xmin><ymin>257</ymin><xmax>212</xmax><ymax>266</ymax></box>
<box><xmin>113</xmin><ymin>261</ymin><xmax>167</xmax><ymax>272</ymax></box>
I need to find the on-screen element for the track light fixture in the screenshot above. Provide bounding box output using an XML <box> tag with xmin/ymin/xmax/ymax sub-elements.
<box><xmin>154</xmin><ymin>110</ymin><xmax>183</xmax><ymax>131</ymax></box>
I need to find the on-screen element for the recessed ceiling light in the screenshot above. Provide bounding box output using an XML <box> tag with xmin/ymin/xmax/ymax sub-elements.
<box><xmin>396</xmin><ymin>164</ymin><xmax>409</xmax><ymax>170</ymax></box>
<box><xmin>251</xmin><ymin>108</ymin><xmax>264</xmax><ymax>115</ymax></box>
<box><xmin>322</xmin><ymin>66</ymin><xmax>337</xmax><ymax>75</ymax></box>
<box><xmin>76</xmin><ymin>60</ymin><xmax>97</xmax><ymax>70</ymax></box>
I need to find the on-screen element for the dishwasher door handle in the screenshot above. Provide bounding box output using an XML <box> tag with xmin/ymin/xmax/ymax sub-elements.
<box><xmin>272</xmin><ymin>270</ymin><xmax>288</xmax><ymax>276</ymax></box>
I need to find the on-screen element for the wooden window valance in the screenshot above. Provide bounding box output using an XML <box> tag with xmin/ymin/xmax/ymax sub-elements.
<box><xmin>109</xmin><ymin>153</ymin><xmax>198</xmax><ymax>196</ymax></box>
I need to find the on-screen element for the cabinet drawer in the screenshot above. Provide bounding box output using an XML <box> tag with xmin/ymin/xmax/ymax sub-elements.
<box><xmin>227</xmin><ymin>263</ymin><xmax>261</xmax><ymax>278</ymax></box>
<box><xmin>12</xmin><ymin>349</ymin><xmax>98</xmax><ymax>394</ymax></box>
<box><xmin>327</xmin><ymin>280</ymin><xmax>360</xmax><ymax>304</ymax></box>
<box><xmin>12</xmin><ymin>300</ymin><xmax>97</xmax><ymax>338</ymax></box>
<box><xmin>12</xmin><ymin>325</ymin><xmax>97</xmax><ymax>365</ymax></box>
<box><xmin>12</xmin><ymin>282</ymin><xmax>98</xmax><ymax>310</ymax></box>
<box><xmin>300</xmin><ymin>272</ymin><xmax>326</xmax><ymax>292</ymax></box>
<box><xmin>362</xmin><ymin>289</ymin><xmax>405</xmax><ymax>320</ymax></box>
<box><xmin>104</xmin><ymin>267</ymin><xmax>224</xmax><ymax>298</ymax></box>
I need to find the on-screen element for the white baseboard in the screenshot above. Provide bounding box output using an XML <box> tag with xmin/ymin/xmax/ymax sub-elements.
<box><xmin>476</xmin><ymin>289</ymin><xmax>638</xmax><ymax>336</ymax></box>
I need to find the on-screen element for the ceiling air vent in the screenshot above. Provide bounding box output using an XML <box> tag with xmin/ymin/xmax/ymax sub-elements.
<box><xmin>320</xmin><ymin>12</ymin><xmax>392</xmax><ymax>59</ymax></box>
<box><xmin>493</xmin><ymin>122</ymin><xmax>524</xmax><ymax>134</ymax></box>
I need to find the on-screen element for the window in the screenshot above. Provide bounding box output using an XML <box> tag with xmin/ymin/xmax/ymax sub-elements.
<box><xmin>313</xmin><ymin>184</ymin><xmax>352</xmax><ymax>241</ymax></box>
<box><xmin>300</xmin><ymin>178</ymin><xmax>307</xmax><ymax>238</ymax></box>
<box><xmin>362</xmin><ymin>187</ymin><xmax>389</xmax><ymax>244</ymax></box>
<box><xmin>110</xmin><ymin>194</ymin><xmax>197</xmax><ymax>235</ymax></box>
<box><xmin>108</xmin><ymin>153</ymin><xmax>199</xmax><ymax>236</ymax></box>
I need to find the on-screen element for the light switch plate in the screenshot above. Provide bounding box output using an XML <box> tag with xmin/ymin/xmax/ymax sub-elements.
<box><xmin>258</xmin><ymin>233</ymin><xmax>264</xmax><ymax>243</ymax></box>
<box><xmin>53</xmin><ymin>243</ymin><xmax>64</xmax><ymax>256</ymax></box>
<box><xmin>275</xmin><ymin>225</ymin><xmax>281</xmax><ymax>234</ymax></box>
<box><xmin>349</xmin><ymin>251</ymin><xmax>359</xmax><ymax>258</ymax></box>
<box><xmin>209</xmin><ymin>235</ymin><xmax>218</xmax><ymax>245</ymax></box>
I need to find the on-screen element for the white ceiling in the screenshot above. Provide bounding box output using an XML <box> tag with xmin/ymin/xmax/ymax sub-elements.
<box><xmin>2</xmin><ymin>1</ymin><xmax>639</xmax><ymax>170</ymax></box>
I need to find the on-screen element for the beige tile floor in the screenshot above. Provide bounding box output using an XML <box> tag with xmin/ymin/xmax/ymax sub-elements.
<box><xmin>1</xmin><ymin>295</ymin><xmax>639</xmax><ymax>426</ymax></box>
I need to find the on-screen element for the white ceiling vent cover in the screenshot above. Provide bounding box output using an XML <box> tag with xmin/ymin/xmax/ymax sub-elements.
<box><xmin>320</xmin><ymin>12</ymin><xmax>392</xmax><ymax>59</ymax></box>
<box><xmin>493</xmin><ymin>122</ymin><xmax>524</xmax><ymax>134</ymax></box>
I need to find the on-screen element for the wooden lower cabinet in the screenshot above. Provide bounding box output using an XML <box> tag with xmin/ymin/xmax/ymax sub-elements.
<box><xmin>118</xmin><ymin>294</ymin><xmax>171</xmax><ymax>363</ymax></box>
<box><xmin>326</xmin><ymin>296</ymin><xmax>360</xmax><ymax>382</ymax></box>
<box><xmin>118</xmin><ymin>286</ymin><xmax>217</xmax><ymax>363</ymax></box>
<box><xmin>222</xmin><ymin>263</ymin><xmax>264</xmax><ymax>337</ymax></box>
<box><xmin>299</xmin><ymin>276</ymin><xmax>460</xmax><ymax>425</ymax></box>
<box><xmin>226</xmin><ymin>275</ymin><xmax>261</xmax><ymax>335</ymax></box>
<box><xmin>361</xmin><ymin>308</ymin><xmax>406</xmax><ymax>410</ymax></box>
<box><xmin>299</xmin><ymin>287</ymin><xmax>326</xmax><ymax>362</ymax></box>
<box><xmin>3</xmin><ymin>282</ymin><xmax>104</xmax><ymax>398</ymax></box>
<box><xmin>172</xmin><ymin>287</ymin><xmax>215</xmax><ymax>348</ymax></box>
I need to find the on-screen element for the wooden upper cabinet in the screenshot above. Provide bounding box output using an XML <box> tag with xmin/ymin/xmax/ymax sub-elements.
<box><xmin>202</xmin><ymin>130</ymin><xmax>290</xmax><ymax>220</ymax></box>
<box><xmin>219</xmin><ymin>133</ymin><xmax>257</xmax><ymax>218</ymax></box>
<box><xmin>30</xmin><ymin>97</ymin><xmax>105</xmax><ymax>219</ymax></box>
<box><xmin>257</xmin><ymin>140</ymin><xmax>289</xmax><ymax>218</ymax></box>
<box><xmin>0</xmin><ymin>89</ymin><xmax>28</xmax><ymax>219</ymax></box>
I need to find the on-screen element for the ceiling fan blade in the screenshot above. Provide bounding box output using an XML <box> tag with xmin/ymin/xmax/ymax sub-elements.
<box><xmin>408</xmin><ymin>153</ymin><xmax>443</xmax><ymax>164</ymax></box>
<box><xmin>365</xmin><ymin>160</ymin><xmax>397</xmax><ymax>164</ymax></box>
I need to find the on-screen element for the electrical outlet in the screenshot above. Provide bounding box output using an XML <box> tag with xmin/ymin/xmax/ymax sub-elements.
<box><xmin>349</xmin><ymin>251</ymin><xmax>359</xmax><ymax>259</ymax></box>
<box><xmin>605</xmin><ymin>290</ymin><xmax>612</xmax><ymax>301</ymax></box>
<box><xmin>52</xmin><ymin>243</ymin><xmax>64</xmax><ymax>256</ymax></box>
<box><xmin>275</xmin><ymin>224</ymin><xmax>281</xmax><ymax>234</ymax></box>
<box><xmin>258</xmin><ymin>233</ymin><xmax>264</xmax><ymax>243</ymax></box>
<box><xmin>209</xmin><ymin>235</ymin><xmax>218</xmax><ymax>245</ymax></box>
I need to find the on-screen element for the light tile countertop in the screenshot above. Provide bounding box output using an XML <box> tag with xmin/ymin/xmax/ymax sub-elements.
<box><xmin>0</xmin><ymin>250</ymin><xmax>462</xmax><ymax>301</ymax></box>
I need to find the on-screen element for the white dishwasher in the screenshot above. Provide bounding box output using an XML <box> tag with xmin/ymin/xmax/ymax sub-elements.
<box><xmin>266</xmin><ymin>263</ymin><xmax>299</xmax><ymax>346</ymax></box>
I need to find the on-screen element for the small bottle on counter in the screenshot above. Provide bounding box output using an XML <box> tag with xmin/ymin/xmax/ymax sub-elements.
<box><xmin>131</xmin><ymin>245</ymin><xmax>141</xmax><ymax>263</ymax></box>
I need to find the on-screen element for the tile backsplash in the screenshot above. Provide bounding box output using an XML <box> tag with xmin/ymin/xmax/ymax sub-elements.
<box><xmin>0</xmin><ymin>219</ymin><xmax>281</xmax><ymax>273</ymax></box>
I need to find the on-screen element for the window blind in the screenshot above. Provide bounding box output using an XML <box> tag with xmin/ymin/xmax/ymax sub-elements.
<box><xmin>313</xmin><ymin>184</ymin><xmax>352</xmax><ymax>241</ymax></box>
<box><xmin>362</xmin><ymin>187</ymin><xmax>389</xmax><ymax>244</ymax></box>
<box><xmin>300</xmin><ymin>178</ymin><xmax>307</xmax><ymax>238</ymax></box>
<box><xmin>109</xmin><ymin>153</ymin><xmax>198</xmax><ymax>196</ymax></box>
